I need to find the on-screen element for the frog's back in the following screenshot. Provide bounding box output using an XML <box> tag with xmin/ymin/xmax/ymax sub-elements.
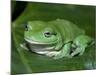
<box><xmin>49</xmin><ymin>19</ymin><xmax>85</xmax><ymax>42</ymax></box>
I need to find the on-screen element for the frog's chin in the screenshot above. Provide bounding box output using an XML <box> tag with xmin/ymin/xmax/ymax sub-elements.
<box><xmin>25</xmin><ymin>38</ymin><xmax>57</xmax><ymax>53</ymax></box>
<box><xmin>25</xmin><ymin>38</ymin><xmax>56</xmax><ymax>45</ymax></box>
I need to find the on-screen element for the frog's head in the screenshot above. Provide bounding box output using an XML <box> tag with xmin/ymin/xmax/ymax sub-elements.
<box><xmin>24</xmin><ymin>21</ymin><xmax>62</xmax><ymax>51</ymax></box>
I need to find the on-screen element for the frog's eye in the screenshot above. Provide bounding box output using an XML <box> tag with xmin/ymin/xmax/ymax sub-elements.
<box><xmin>44</xmin><ymin>31</ymin><xmax>57</xmax><ymax>38</ymax></box>
<box><xmin>44</xmin><ymin>31</ymin><xmax>52</xmax><ymax>38</ymax></box>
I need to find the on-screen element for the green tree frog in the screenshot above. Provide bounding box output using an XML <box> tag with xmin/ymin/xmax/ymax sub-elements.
<box><xmin>21</xmin><ymin>19</ymin><xmax>94</xmax><ymax>59</ymax></box>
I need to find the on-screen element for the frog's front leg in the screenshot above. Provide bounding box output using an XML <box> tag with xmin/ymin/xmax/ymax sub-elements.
<box><xmin>47</xmin><ymin>43</ymin><xmax>72</xmax><ymax>59</ymax></box>
<box><xmin>71</xmin><ymin>35</ymin><xmax>94</xmax><ymax>57</ymax></box>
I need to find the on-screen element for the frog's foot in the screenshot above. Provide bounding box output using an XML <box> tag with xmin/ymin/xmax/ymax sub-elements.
<box><xmin>53</xmin><ymin>43</ymin><xmax>73</xmax><ymax>59</ymax></box>
<box><xmin>53</xmin><ymin>51</ymin><xmax>72</xmax><ymax>59</ymax></box>
<box><xmin>20</xmin><ymin>43</ymin><xmax>28</xmax><ymax>50</ymax></box>
<box><xmin>71</xmin><ymin>35</ymin><xmax>94</xmax><ymax>57</ymax></box>
<box><xmin>71</xmin><ymin>46</ymin><xmax>86</xmax><ymax>57</ymax></box>
<box><xmin>45</xmin><ymin>51</ymin><xmax>60</xmax><ymax>57</ymax></box>
<box><xmin>46</xmin><ymin>50</ymin><xmax>72</xmax><ymax>59</ymax></box>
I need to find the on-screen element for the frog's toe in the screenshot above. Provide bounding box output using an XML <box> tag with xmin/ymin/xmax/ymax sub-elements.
<box><xmin>52</xmin><ymin>52</ymin><xmax>65</xmax><ymax>59</ymax></box>
<box><xmin>46</xmin><ymin>51</ymin><xmax>59</xmax><ymax>57</ymax></box>
<box><xmin>78</xmin><ymin>47</ymin><xmax>86</xmax><ymax>56</ymax></box>
<box><xmin>71</xmin><ymin>49</ymin><xmax>81</xmax><ymax>57</ymax></box>
<box><xmin>20</xmin><ymin>43</ymin><xmax>29</xmax><ymax>50</ymax></box>
<box><xmin>53</xmin><ymin>55</ymin><xmax>63</xmax><ymax>59</ymax></box>
<box><xmin>53</xmin><ymin>53</ymin><xmax>72</xmax><ymax>59</ymax></box>
<box><xmin>71</xmin><ymin>47</ymin><xmax>85</xmax><ymax>57</ymax></box>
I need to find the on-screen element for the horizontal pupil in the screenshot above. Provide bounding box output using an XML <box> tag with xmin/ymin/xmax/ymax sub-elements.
<box><xmin>44</xmin><ymin>32</ymin><xmax>51</xmax><ymax>37</ymax></box>
<box><xmin>46</xmin><ymin>32</ymin><xmax>50</xmax><ymax>35</ymax></box>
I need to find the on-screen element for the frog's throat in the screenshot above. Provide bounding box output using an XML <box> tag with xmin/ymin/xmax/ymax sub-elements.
<box><xmin>24</xmin><ymin>38</ymin><xmax>57</xmax><ymax>45</ymax></box>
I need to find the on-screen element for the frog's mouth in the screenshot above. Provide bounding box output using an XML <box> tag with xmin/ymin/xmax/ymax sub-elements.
<box><xmin>25</xmin><ymin>38</ymin><xmax>57</xmax><ymax>45</ymax></box>
<box><xmin>25</xmin><ymin>38</ymin><xmax>57</xmax><ymax>54</ymax></box>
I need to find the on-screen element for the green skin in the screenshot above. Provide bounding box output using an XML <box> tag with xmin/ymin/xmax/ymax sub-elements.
<box><xmin>21</xmin><ymin>19</ymin><xmax>93</xmax><ymax>59</ymax></box>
